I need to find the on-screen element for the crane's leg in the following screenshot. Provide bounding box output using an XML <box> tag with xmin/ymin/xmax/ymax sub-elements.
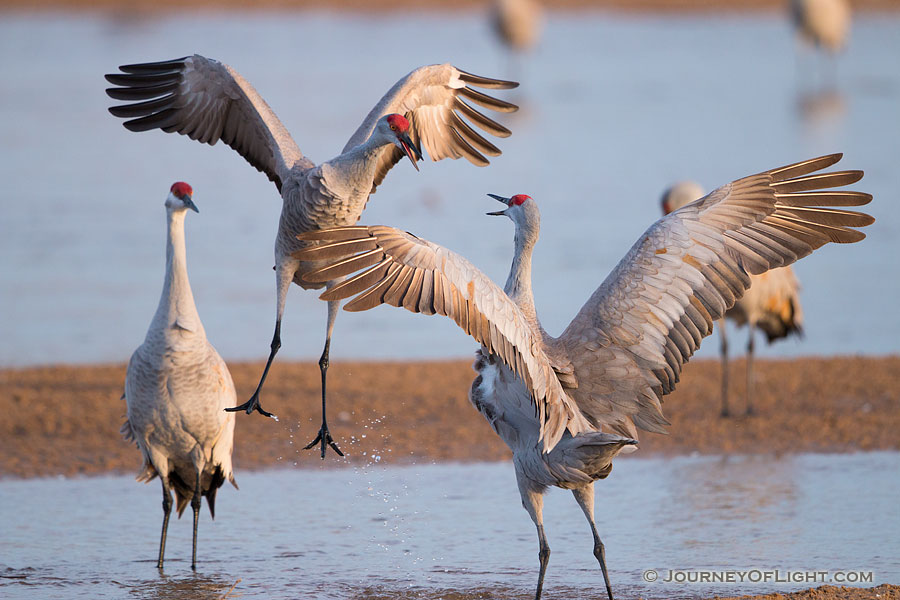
<box><xmin>228</xmin><ymin>261</ymin><xmax>297</xmax><ymax>419</ymax></box>
<box><xmin>190</xmin><ymin>469</ymin><xmax>202</xmax><ymax>571</ymax></box>
<box><xmin>227</xmin><ymin>321</ymin><xmax>279</xmax><ymax>418</ymax></box>
<box><xmin>517</xmin><ymin>473</ymin><xmax>550</xmax><ymax>600</ymax></box>
<box><xmin>304</xmin><ymin>299</ymin><xmax>344</xmax><ymax>459</ymax></box>
<box><xmin>157</xmin><ymin>478</ymin><xmax>173</xmax><ymax>570</ymax></box>
<box><xmin>572</xmin><ymin>484</ymin><xmax>615</xmax><ymax>600</ymax></box>
<box><xmin>719</xmin><ymin>320</ymin><xmax>730</xmax><ymax>418</ymax></box>
<box><xmin>745</xmin><ymin>323</ymin><xmax>756</xmax><ymax>416</ymax></box>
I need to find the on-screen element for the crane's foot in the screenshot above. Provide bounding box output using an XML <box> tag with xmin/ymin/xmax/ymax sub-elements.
<box><xmin>304</xmin><ymin>423</ymin><xmax>344</xmax><ymax>459</ymax></box>
<box><xmin>225</xmin><ymin>393</ymin><xmax>276</xmax><ymax>419</ymax></box>
<box><xmin>744</xmin><ymin>405</ymin><xmax>756</xmax><ymax>417</ymax></box>
<box><xmin>720</xmin><ymin>408</ymin><xmax>731</xmax><ymax>418</ymax></box>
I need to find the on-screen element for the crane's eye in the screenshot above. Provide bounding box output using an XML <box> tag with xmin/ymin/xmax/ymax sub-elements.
<box><xmin>390</xmin><ymin>125</ymin><xmax>397</xmax><ymax>131</ymax></box>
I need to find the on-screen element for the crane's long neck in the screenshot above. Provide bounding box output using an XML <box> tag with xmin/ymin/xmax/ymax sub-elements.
<box><xmin>149</xmin><ymin>209</ymin><xmax>203</xmax><ymax>337</ymax></box>
<box><xmin>505</xmin><ymin>225</ymin><xmax>541</xmax><ymax>331</ymax></box>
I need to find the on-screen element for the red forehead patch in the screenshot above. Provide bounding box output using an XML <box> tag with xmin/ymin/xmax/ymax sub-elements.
<box><xmin>386</xmin><ymin>113</ymin><xmax>410</xmax><ymax>132</ymax></box>
<box><xmin>510</xmin><ymin>194</ymin><xmax>531</xmax><ymax>206</ymax></box>
<box><xmin>170</xmin><ymin>181</ymin><xmax>193</xmax><ymax>198</ymax></box>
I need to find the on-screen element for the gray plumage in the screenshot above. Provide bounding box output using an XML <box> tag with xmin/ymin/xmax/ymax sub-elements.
<box><xmin>661</xmin><ymin>180</ymin><xmax>804</xmax><ymax>416</ymax></box>
<box><xmin>295</xmin><ymin>154</ymin><xmax>873</xmax><ymax>600</ymax></box>
<box><xmin>106</xmin><ymin>55</ymin><xmax>519</xmax><ymax>457</ymax></box>
<box><xmin>122</xmin><ymin>182</ymin><xmax>237</xmax><ymax>571</ymax></box>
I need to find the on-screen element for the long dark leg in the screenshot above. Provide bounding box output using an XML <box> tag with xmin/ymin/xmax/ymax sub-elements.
<box><xmin>745</xmin><ymin>323</ymin><xmax>756</xmax><ymax>415</ymax></box>
<box><xmin>517</xmin><ymin>473</ymin><xmax>549</xmax><ymax>600</ymax></box>
<box><xmin>573</xmin><ymin>484</ymin><xmax>614</xmax><ymax>600</ymax></box>
<box><xmin>191</xmin><ymin>470</ymin><xmax>202</xmax><ymax>571</ymax></box>
<box><xmin>227</xmin><ymin>320</ymin><xmax>279</xmax><ymax>418</ymax></box>
<box><xmin>157</xmin><ymin>479</ymin><xmax>173</xmax><ymax>570</ymax></box>
<box><xmin>719</xmin><ymin>320</ymin><xmax>730</xmax><ymax>418</ymax></box>
<box><xmin>304</xmin><ymin>300</ymin><xmax>343</xmax><ymax>458</ymax></box>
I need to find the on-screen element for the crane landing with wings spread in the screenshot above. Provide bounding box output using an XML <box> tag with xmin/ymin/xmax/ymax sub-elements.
<box><xmin>107</xmin><ymin>55</ymin><xmax>519</xmax><ymax>457</ymax></box>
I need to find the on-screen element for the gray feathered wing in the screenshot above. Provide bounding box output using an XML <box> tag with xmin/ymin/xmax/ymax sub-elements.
<box><xmin>105</xmin><ymin>54</ymin><xmax>313</xmax><ymax>191</ymax></box>
<box><xmin>342</xmin><ymin>63</ymin><xmax>519</xmax><ymax>195</ymax></box>
<box><xmin>294</xmin><ymin>226</ymin><xmax>586</xmax><ymax>452</ymax></box>
<box><xmin>558</xmin><ymin>153</ymin><xmax>873</xmax><ymax>438</ymax></box>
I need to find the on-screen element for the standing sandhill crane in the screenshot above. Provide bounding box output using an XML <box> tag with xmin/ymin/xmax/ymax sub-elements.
<box><xmin>294</xmin><ymin>154</ymin><xmax>872</xmax><ymax>600</ymax></box>
<box><xmin>106</xmin><ymin>55</ymin><xmax>519</xmax><ymax>458</ymax></box>
<box><xmin>661</xmin><ymin>181</ymin><xmax>804</xmax><ymax>416</ymax></box>
<box><xmin>791</xmin><ymin>0</ymin><xmax>851</xmax><ymax>53</ymax></box>
<box><xmin>122</xmin><ymin>182</ymin><xmax>237</xmax><ymax>571</ymax></box>
<box><xmin>492</xmin><ymin>0</ymin><xmax>542</xmax><ymax>52</ymax></box>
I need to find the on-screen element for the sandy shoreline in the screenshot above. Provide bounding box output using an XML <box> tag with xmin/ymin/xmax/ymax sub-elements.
<box><xmin>2</xmin><ymin>356</ymin><xmax>898</xmax><ymax>479</ymax></box>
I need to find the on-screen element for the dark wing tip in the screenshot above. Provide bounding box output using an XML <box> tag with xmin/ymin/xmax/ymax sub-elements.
<box><xmin>118</xmin><ymin>56</ymin><xmax>191</xmax><ymax>73</ymax></box>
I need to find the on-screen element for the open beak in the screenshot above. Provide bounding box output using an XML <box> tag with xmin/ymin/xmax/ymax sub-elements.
<box><xmin>486</xmin><ymin>193</ymin><xmax>509</xmax><ymax>216</ymax></box>
<box><xmin>183</xmin><ymin>195</ymin><xmax>199</xmax><ymax>213</ymax></box>
<box><xmin>398</xmin><ymin>132</ymin><xmax>422</xmax><ymax>171</ymax></box>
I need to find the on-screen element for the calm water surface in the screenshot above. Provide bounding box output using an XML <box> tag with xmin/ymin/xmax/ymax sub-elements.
<box><xmin>1</xmin><ymin>11</ymin><xmax>899</xmax><ymax>367</ymax></box>
<box><xmin>2</xmin><ymin>453</ymin><xmax>898</xmax><ymax>599</ymax></box>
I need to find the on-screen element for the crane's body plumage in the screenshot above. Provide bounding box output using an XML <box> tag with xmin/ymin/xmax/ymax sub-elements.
<box><xmin>107</xmin><ymin>55</ymin><xmax>518</xmax><ymax>454</ymax></box>
<box><xmin>791</xmin><ymin>0</ymin><xmax>851</xmax><ymax>53</ymax></box>
<box><xmin>123</xmin><ymin>186</ymin><xmax>236</xmax><ymax>570</ymax></box>
<box><xmin>296</xmin><ymin>154</ymin><xmax>873</xmax><ymax>600</ymax></box>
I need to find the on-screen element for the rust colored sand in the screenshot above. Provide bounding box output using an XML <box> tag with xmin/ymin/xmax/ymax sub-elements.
<box><xmin>1</xmin><ymin>356</ymin><xmax>898</xmax><ymax>479</ymax></box>
<box><xmin>715</xmin><ymin>583</ymin><xmax>900</xmax><ymax>600</ymax></box>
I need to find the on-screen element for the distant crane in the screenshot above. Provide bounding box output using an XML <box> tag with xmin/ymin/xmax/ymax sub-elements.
<box><xmin>662</xmin><ymin>181</ymin><xmax>804</xmax><ymax>416</ymax></box>
<box><xmin>122</xmin><ymin>182</ymin><xmax>237</xmax><ymax>571</ymax></box>
<box><xmin>295</xmin><ymin>155</ymin><xmax>872</xmax><ymax>600</ymax></box>
<box><xmin>106</xmin><ymin>55</ymin><xmax>519</xmax><ymax>458</ymax></box>
<box><xmin>492</xmin><ymin>0</ymin><xmax>542</xmax><ymax>52</ymax></box>
<box><xmin>791</xmin><ymin>0</ymin><xmax>851</xmax><ymax>53</ymax></box>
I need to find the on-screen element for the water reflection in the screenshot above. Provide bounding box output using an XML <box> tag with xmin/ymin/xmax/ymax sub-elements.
<box><xmin>796</xmin><ymin>87</ymin><xmax>846</xmax><ymax>129</ymax></box>
<box><xmin>2</xmin><ymin>454</ymin><xmax>898</xmax><ymax>600</ymax></box>
<box><xmin>123</xmin><ymin>573</ymin><xmax>239</xmax><ymax>600</ymax></box>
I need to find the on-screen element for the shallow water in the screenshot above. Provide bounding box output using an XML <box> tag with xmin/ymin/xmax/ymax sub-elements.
<box><xmin>2</xmin><ymin>453</ymin><xmax>898</xmax><ymax>599</ymax></box>
<box><xmin>1</xmin><ymin>11</ymin><xmax>899</xmax><ymax>367</ymax></box>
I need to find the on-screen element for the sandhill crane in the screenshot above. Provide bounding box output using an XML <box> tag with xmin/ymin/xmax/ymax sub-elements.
<box><xmin>492</xmin><ymin>0</ymin><xmax>542</xmax><ymax>52</ymax></box>
<box><xmin>662</xmin><ymin>181</ymin><xmax>804</xmax><ymax>416</ymax></box>
<box><xmin>294</xmin><ymin>154</ymin><xmax>872</xmax><ymax>600</ymax></box>
<box><xmin>791</xmin><ymin>0</ymin><xmax>851</xmax><ymax>53</ymax></box>
<box><xmin>106</xmin><ymin>55</ymin><xmax>519</xmax><ymax>458</ymax></box>
<box><xmin>122</xmin><ymin>182</ymin><xmax>237</xmax><ymax>571</ymax></box>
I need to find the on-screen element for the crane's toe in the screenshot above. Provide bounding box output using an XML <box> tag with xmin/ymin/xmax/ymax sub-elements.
<box><xmin>225</xmin><ymin>394</ymin><xmax>276</xmax><ymax>419</ymax></box>
<box><xmin>303</xmin><ymin>423</ymin><xmax>344</xmax><ymax>459</ymax></box>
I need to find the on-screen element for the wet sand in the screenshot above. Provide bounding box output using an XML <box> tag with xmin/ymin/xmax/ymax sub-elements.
<box><xmin>717</xmin><ymin>584</ymin><xmax>900</xmax><ymax>600</ymax></box>
<box><xmin>1</xmin><ymin>356</ymin><xmax>898</xmax><ymax>479</ymax></box>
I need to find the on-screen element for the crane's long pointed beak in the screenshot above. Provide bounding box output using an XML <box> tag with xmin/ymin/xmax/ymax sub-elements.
<box><xmin>184</xmin><ymin>196</ymin><xmax>199</xmax><ymax>213</ymax></box>
<box><xmin>399</xmin><ymin>132</ymin><xmax>422</xmax><ymax>171</ymax></box>
<box><xmin>486</xmin><ymin>193</ymin><xmax>509</xmax><ymax>216</ymax></box>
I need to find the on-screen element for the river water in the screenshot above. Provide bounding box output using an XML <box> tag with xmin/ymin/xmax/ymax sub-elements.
<box><xmin>1</xmin><ymin>10</ymin><xmax>899</xmax><ymax>367</ymax></box>
<box><xmin>2</xmin><ymin>452</ymin><xmax>898</xmax><ymax>599</ymax></box>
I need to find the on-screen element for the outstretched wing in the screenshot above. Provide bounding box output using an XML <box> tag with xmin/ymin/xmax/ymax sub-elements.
<box><xmin>105</xmin><ymin>54</ymin><xmax>313</xmax><ymax>192</ymax></box>
<box><xmin>559</xmin><ymin>153</ymin><xmax>873</xmax><ymax>438</ymax></box>
<box><xmin>293</xmin><ymin>226</ymin><xmax>585</xmax><ymax>452</ymax></box>
<box><xmin>342</xmin><ymin>64</ymin><xmax>518</xmax><ymax>194</ymax></box>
